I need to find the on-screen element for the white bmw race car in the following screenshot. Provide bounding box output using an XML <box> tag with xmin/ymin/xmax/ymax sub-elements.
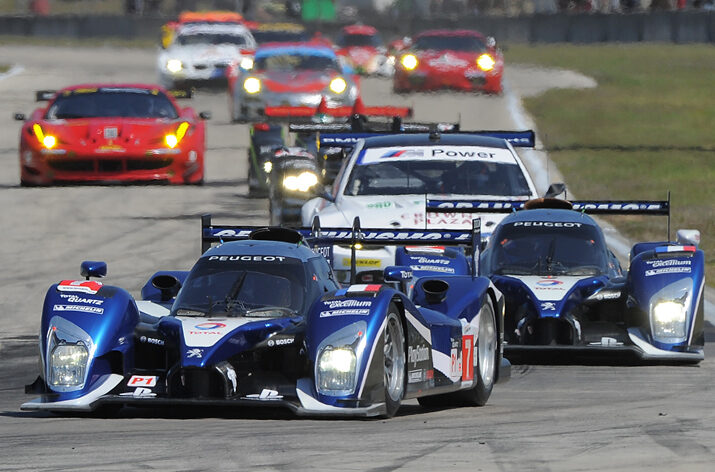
<box><xmin>300</xmin><ymin>129</ymin><xmax>539</xmax><ymax>282</ymax></box>
<box><xmin>158</xmin><ymin>23</ymin><xmax>256</xmax><ymax>89</ymax></box>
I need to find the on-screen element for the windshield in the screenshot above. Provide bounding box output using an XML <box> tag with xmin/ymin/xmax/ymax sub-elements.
<box><xmin>339</xmin><ymin>34</ymin><xmax>382</xmax><ymax>47</ymax></box>
<box><xmin>172</xmin><ymin>256</ymin><xmax>308</xmax><ymax>317</ymax></box>
<box><xmin>177</xmin><ymin>33</ymin><xmax>248</xmax><ymax>46</ymax></box>
<box><xmin>414</xmin><ymin>35</ymin><xmax>485</xmax><ymax>52</ymax></box>
<box><xmin>488</xmin><ymin>223</ymin><xmax>608</xmax><ymax>276</ymax></box>
<box><xmin>46</xmin><ymin>90</ymin><xmax>178</xmax><ymax>119</ymax></box>
<box><xmin>255</xmin><ymin>53</ymin><xmax>339</xmax><ymax>72</ymax></box>
<box><xmin>344</xmin><ymin>159</ymin><xmax>531</xmax><ymax>196</ymax></box>
<box><xmin>252</xmin><ymin>31</ymin><xmax>309</xmax><ymax>44</ymax></box>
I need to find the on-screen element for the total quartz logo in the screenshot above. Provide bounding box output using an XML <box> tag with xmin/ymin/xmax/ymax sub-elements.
<box><xmin>195</xmin><ymin>322</ymin><xmax>227</xmax><ymax>330</ymax></box>
<box><xmin>536</xmin><ymin>278</ymin><xmax>563</xmax><ymax>287</ymax></box>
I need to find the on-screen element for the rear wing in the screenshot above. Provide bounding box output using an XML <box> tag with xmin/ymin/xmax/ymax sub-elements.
<box><xmin>294</xmin><ymin>128</ymin><xmax>536</xmax><ymax>150</ymax></box>
<box><xmin>426</xmin><ymin>195</ymin><xmax>672</xmax><ymax>239</ymax></box>
<box><xmin>200</xmin><ymin>214</ymin><xmax>483</xmax><ymax>283</ymax></box>
<box><xmin>168</xmin><ymin>88</ymin><xmax>193</xmax><ymax>99</ymax></box>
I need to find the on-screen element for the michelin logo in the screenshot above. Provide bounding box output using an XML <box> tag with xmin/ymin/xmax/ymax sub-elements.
<box><xmin>53</xmin><ymin>304</ymin><xmax>104</xmax><ymax>315</ymax></box>
<box><xmin>320</xmin><ymin>308</ymin><xmax>371</xmax><ymax>318</ymax></box>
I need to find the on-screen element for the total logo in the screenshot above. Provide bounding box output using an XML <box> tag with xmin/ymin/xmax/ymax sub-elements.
<box><xmin>536</xmin><ymin>278</ymin><xmax>563</xmax><ymax>287</ymax></box>
<box><xmin>195</xmin><ymin>322</ymin><xmax>227</xmax><ymax>330</ymax></box>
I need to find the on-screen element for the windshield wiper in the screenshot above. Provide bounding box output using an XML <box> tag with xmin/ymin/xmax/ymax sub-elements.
<box><xmin>222</xmin><ymin>271</ymin><xmax>249</xmax><ymax>314</ymax></box>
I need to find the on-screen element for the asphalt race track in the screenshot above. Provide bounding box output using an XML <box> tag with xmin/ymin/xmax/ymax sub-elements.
<box><xmin>0</xmin><ymin>46</ymin><xmax>713</xmax><ymax>471</ymax></box>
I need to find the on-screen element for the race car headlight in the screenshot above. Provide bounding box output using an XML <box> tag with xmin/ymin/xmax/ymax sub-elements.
<box><xmin>317</xmin><ymin>346</ymin><xmax>357</xmax><ymax>394</ymax></box>
<box><xmin>649</xmin><ymin>278</ymin><xmax>692</xmax><ymax>343</ymax></box>
<box><xmin>33</xmin><ymin>124</ymin><xmax>57</xmax><ymax>149</ymax></box>
<box><xmin>652</xmin><ymin>301</ymin><xmax>687</xmax><ymax>341</ymax></box>
<box><xmin>49</xmin><ymin>342</ymin><xmax>88</xmax><ymax>387</ymax></box>
<box><xmin>240</xmin><ymin>57</ymin><xmax>254</xmax><ymax>70</ymax></box>
<box><xmin>401</xmin><ymin>54</ymin><xmax>418</xmax><ymax>71</ymax></box>
<box><xmin>329</xmin><ymin>77</ymin><xmax>347</xmax><ymax>94</ymax></box>
<box><xmin>283</xmin><ymin>171</ymin><xmax>319</xmax><ymax>192</ymax></box>
<box><xmin>263</xmin><ymin>161</ymin><xmax>273</xmax><ymax>174</ymax></box>
<box><xmin>243</xmin><ymin>77</ymin><xmax>261</xmax><ymax>94</ymax></box>
<box><xmin>164</xmin><ymin>122</ymin><xmax>190</xmax><ymax>149</ymax></box>
<box><xmin>476</xmin><ymin>54</ymin><xmax>496</xmax><ymax>72</ymax></box>
<box><xmin>166</xmin><ymin>59</ymin><xmax>183</xmax><ymax>73</ymax></box>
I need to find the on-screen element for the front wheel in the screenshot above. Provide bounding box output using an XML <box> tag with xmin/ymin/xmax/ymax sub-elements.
<box><xmin>461</xmin><ymin>297</ymin><xmax>497</xmax><ymax>406</ymax></box>
<box><xmin>383</xmin><ymin>307</ymin><xmax>405</xmax><ymax>418</ymax></box>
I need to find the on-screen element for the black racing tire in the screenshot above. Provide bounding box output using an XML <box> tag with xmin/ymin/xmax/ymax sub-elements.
<box><xmin>383</xmin><ymin>306</ymin><xmax>406</xmax><ymax>418</ymax></box>
<box><xmin>461</xmin><ymin>297</ymin><xmax>497</xmax><ymax>406</ymax></box>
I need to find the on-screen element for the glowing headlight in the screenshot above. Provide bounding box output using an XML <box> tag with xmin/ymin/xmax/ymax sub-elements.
<box><xmin>283</xmin><ymin>171</ymin><xmax>318</xmax><ymax>192</ymax></box>
<box><xmin>164</xmin><ymin>122</ymin><xmax>190</xmax><ymax>149</ymax></box>
<box><xmin>166</xmin><ymin>59</ymin><xmax>183</xmax><ymax>73</ymax></box>
<box><xmin>329</xmin><ymin>77</ymin><xmax>347</xmax><ymax>94</ymax></box>
<box><xmin>49</xmin><ymin>343</ymin><xmax>88</xmax><ymax>387</ymax></box>
<box><xmin>240</xmin><ymin>57</ymin><xmax>254</xmax><ymax>70</ymax></box>
<box><xmin>476</xmin><ymin>54</ymin><xmax>496</xmax><ymax>72</ymax></box>
<box><xmin>33</xmin><ymin>124</ymin><xmax>57</xmax><ymax>149</ymax></box>
<box><xmin>317</xmin><ymin>346</ymin><xmax>357</xmax><ymax>394</ymax></box>
<box><xmin>652</xmin><ymin>301</ymin><xmax>687</xmax><ymax>340</ymax></box>
<box><xmin>401</xmin><ymin>54</ymin><xmax>418</xmax><ymax>70</ymax></box>
<box><xmin>263</xmin><ymin>161</ymin><xmax>273</xmax><ymax>173</ymax></box>
<box><xmin>243</xmin><ymin>77</ymin><xmax>261</xmax><ymax>94</ymax></box>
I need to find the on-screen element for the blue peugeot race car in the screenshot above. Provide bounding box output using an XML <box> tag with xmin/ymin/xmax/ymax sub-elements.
<box><xmin>424</xmin><ymin>196</ymin><xmax>704</xmax><ymax>364</ymax></box>
<box><xmin>22</xmin><ymin>216</ymin><xmax>509</xmax><ymax>417</ymax></box>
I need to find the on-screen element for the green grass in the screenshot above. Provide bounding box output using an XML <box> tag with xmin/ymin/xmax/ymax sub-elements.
<box><xmin>0</xmin><ymin>64</ymin><xmax>8</xmax><ymax>73</ymax></box>
<box><xmin>505</xmin><ymin>44</ymin><xmax>715</xmax><ymax>285</ymax></box>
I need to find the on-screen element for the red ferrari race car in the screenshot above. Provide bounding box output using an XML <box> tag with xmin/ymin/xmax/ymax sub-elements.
<box><xmin>393</xmin><ymin>29</ymin><xmax>503</xmax><ymax>94</ymax></box>
<box><xmin>14</xmin><ymin>84</ymin><xmax>210</xmax><ymax>186</ymax></box>
<box><xmin>335</xmin><ymin>24</ymin><xmax>394</xmax><ymax>77</ymax></box>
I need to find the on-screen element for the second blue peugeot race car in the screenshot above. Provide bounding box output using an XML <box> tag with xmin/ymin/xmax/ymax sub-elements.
<box><xmin>424</xmin><ymin>195</ymin><xmax>705</xmax><ymax>364</ymax></box>
<box><xmin>22</xmin><ymin>216</ymin><xmax>509</xmax><ymax>417</ymax></box>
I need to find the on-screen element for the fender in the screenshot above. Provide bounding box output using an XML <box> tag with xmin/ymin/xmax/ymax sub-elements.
<box><xmin>39</xmin><ymin>281</ymin><xmax>140</xmax><ymax>399</ymax></box>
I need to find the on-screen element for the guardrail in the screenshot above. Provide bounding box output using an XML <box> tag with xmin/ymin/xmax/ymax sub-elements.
<box><xmin>0</xmin><ymin>11</ymin><xmax>712</xmax><ymax>43</ymax></box>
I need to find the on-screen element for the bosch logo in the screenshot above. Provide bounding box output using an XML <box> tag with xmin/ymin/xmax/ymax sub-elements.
<box><xmin>195</xmin><ymin>322</ymin><xmax>227</xmax><ymax>330</ymax></box>
<box><xmin>536</xmin><ymin>279</ymin><xmax>563</xmax><ymax>286</ymax></box>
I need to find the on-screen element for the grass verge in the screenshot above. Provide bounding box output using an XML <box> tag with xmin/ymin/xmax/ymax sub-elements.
<box><xmin>505</xmin><ymin>44</ymin><xmax>714</xmax><ymax>285</ymax></box>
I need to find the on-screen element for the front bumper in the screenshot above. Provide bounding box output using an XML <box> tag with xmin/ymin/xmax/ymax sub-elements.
<box><xmin>19</xmin><ymin>146</ymin><xmax>203</xmax><ymax>185</ymax></box>
<box><xmin>394</xmin><ymin>69</ymin><xmax>502</xmax><ymax>93</ymax></box>
<box><xmin>236</xmin><ymin>91</ymin><xmax>354</xmax><ymax>120</ymax></box>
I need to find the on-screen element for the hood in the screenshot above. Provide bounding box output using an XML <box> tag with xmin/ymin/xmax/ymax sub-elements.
<box><xmin>165</xmin><ymin>44</ymin><xmax>246</xmax><ymax>62</ymax></box>
<box><xmin>39</xmin><ymin>118</ymin><xmax>182</xmax><ymax>151</ymax></box>
<box><xmin>345</xmin><ymin>47</ymin><xmax>379</xmax><ymax>66</ymax></box>
<box><xmin>260</xmin><ymin>70</ymin><xmax>338</xmax><ymax>94</ymax></box>
<box><xmin>494</xmin><ymin>275</ymin><xmax>606</xmax><ymax>318</ymax></box>
<box><xmin>168</xmin><ymin>315</ymin><xmax>302</xmax><ymax>368</ymax></box>
<box><xmin>417</xmin><ymin>50</ymin><xmax>482</xmax><ymax>71</ymax></box>
<box><xmin>321</xmin><ymin>194</ymin><xmax>510</xmax><ymax>235</ymax></box>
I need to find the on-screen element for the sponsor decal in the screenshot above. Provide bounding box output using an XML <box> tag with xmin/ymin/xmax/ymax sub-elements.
<box><xmin>139</xmin><ymin>336</ymin><xmax>165</xmax><ymax>346</ymax></box>
<box><xmin>299</xmin><ymin>230</ymin><xmax>472</xmax><ymax>242</ymax></box>
<box><xmin>541</xmin><ymin>302</ymin><xmax>557</xmax><ymax>311</ymax></box>
<box><xmin>412</xmin><ymin>257</ymin><xmax>450</xmax><ymax>265</ymax></box>
<box><xmin>325</xmin><ymin>299</ymin><xmax>372</xmax><ymax>309</ymax></box>
<box><xmin>96</xmin><ymin>144</ymin><xmax>125</xmax><ymax>153</ymax></box>
<box><xmin>59</xmin><ymin>294</ymin><xmax>103</xmax><ymax>305</ymax></box>
<box><xmin>104</xmin><ymin>127</ymin><xmax>118</xmax><ymax>139</ymax></box>
<box><xmin>128</xmin><ymin>375</ymin><xmax>158</xmax><ymax>388</ymax></box>
<box><xmin>405</xmin><ymin>246</ymin><xmax>445</xmax><ymax>254</ymax></box>
<box><xmin>646</xmin><ymin>259</ymin><xmax>692</xmax><ymax>268</ymax></box>
<box><xmin>53</xmin><ymin>304</ymin><xmax>104</xmax><ymax>315</ymax></box>
<box><xmin>450</xmin><ymin>347</ymin><xmax>461</xmax><ymax>377</ymax></box>
<box><xmin>267</xmin><ymin>337</ymin><xmax>295</xmax><ymax>346</ymax></box>
<box><xmin>536</xmin><ymin>278</ymin><xmax>563</xmax><ymax>287</ymax></box>
<box><xmin>366</xmin><ymin>201</ymin><xmax>394</xmax><ymax>209</ymax></box>
<box><xmin>513</xmin><ymin>221</ymin><xmax>582</xmax><ymax>228</ymax></box>
<box><xmin>57</xmin><ymin>280</ymin><xmax>103</xmax><ymax>295</ymax></box>
<box><xmin>245</xmin><ymin>389</ymin><xmax>283</xmax><ymax>401</ymax></box>
<box><xmin>341</xmin><ymin>257</ymin><xmax>381</xmax><ymax>267</ymax></box>
<box><xmin>462</xmin><ymin>335</ymin><xmax>474</xmax><ymax>382</ymax></box>
<box><xmin>425</xmin><ymin>369</ymin><xmax>434</xmax><ymax>380</ymax></box>
<box><xmin>381</xmin><ymin>149</ymin><xmax>425</xmax><ymax>158</ymax></box>
<box><xmin>572</xmin><ymin>202</ymin><xmax>667</xmax><ymax>212</ymax></box>
<box><xmin>312</xmin><ymin>244</ymin><xmax>332</xmax><ymax>261</ymax></box>
<box><xmin>408</xmin><ymin>369</ymin><xmax>424</xmax><ymax>384</ymax></box>
<box><xmin>428</xmin><ymin>53</ymin><xmax>468</xmax><ymax>69</ymax></box>
<box><xmin>431</xmin><ymin>149</ymin><xmax>496</xmax><ymax>159</ymax></box>
<box><xmin>408</xmin><ymin>345</ymin><xmax>430</xmax><ymax>366</ymax></box>
<box><xmin>187</xmin><ymin>348</ymin><xmax>203</xmax><ymax>358</ymax></box>
<box><xmin>207</xmin><ymin>255</ymin><xmax>286</xmax><ymax>262</ymax></box>
<box><xmin>411</xmin><ymin>265</ymin><xmax>456</xmax><ymax>274</ymax></box>
<box><xmin>320</xmin><ymin>308</ymin><xmax>371</xmax><ymax>318</ymax></box>
<box><xmin>195</xmin><ymin>322</ymin><xmax>227</xmax><ymax>330</ymax></box>
<box><xmin>426</xmin><ymin>212</ymin><xmax>474</xmax><ymax>229</ymax></box>
<box><xmin>119</xmin><ymin>387</ymin><xmax>156</xmax><ymax>398</ymax></box>
<box><xmin>212</xmin><ymin>229</ymin><xmax>253</xmax><ymax>238</ymax></box>
<box><xmin>645</xmin><ymin>267</ymin><xmax>692</xmax><ymax>277</ymax></box>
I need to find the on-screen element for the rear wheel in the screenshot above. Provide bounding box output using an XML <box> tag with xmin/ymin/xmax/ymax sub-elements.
<box><xmin>383</xmin><ymin>307</ymin><xmax>405</xmax><ymax>418</ymax></box>
<box><xmin>462</xmin><ymin>298</ymin><xmax>497</xmax><ymax>406</ymax></box>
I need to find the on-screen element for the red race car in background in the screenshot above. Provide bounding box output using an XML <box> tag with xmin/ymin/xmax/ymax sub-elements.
<box><xmin>393</xmin><ymin>29</ymin><xmax>503</xmax><ymax>94</ymax></box>
<box><xmin>335</xmin><ymin>24</ymin><xmax>394</xmax><ymax>77</ymax></box>
<box><xmin>14</xmin><ymin>84</ymin><xmax>210</xmax><ymax>186</ymax></box>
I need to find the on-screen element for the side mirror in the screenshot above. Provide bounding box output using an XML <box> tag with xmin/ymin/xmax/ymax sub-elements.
<box><xmin>486</xmin><ymin>36</ymin><xmax>497</xmax><ymax>48</ymax></box>
<box><xmin>199</xmin><ymin>111</ymin><xmax>211</xmax><ymax>120</ymax></box>
<box><xmin>80</xmin><ymin>261</ymin><xmax>107</xmax><ymax>279</ymax></box>
<box><xmin>676</xmin><ymin>229</ymin><xmax>700</xmax><ymax>247</ymax></box>
<box><xmin>314</xmin><ymin>186</ymin><xmax>335</xmax><ymax>202</ymax></box>
<box><xmin>151</xmin><ymin>274</ymin><xmax>182</xmax><ymax>302</ymax></box>
<box><xmin>544</xmin><ymin>182</ymin><xmax>567</xmax><ymax>198</ymax></box>
<box><xmin>14</xmin><ymin>113</ymin><xmax>25</xmax><ymax>121</ymax></box>
<box><xmin>383</xmin><ymin>266</ymin><xmax>413</xmax><ymax>282</ymax></box>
